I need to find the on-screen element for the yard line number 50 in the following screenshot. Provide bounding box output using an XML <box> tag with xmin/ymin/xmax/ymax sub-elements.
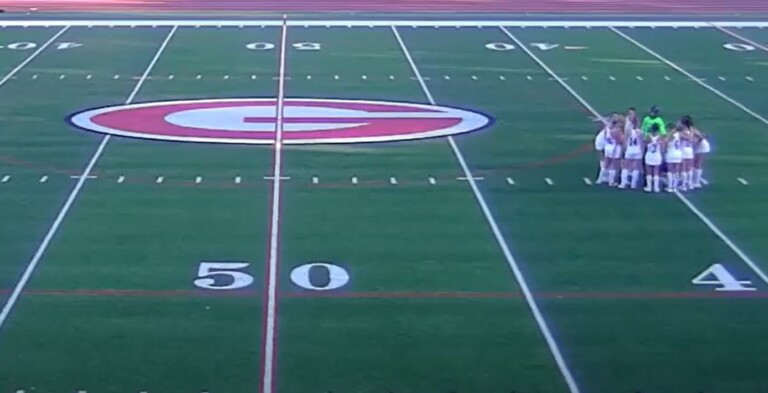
<box><xmin>193</xmin><ymin>261</ymin><xmax>350</xmax><ymax>291</ymax></box>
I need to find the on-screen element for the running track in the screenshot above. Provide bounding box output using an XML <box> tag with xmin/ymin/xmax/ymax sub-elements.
<box><xmin>1</xmin><ymin>0</ymin><xmax>768</xmax><ymax>13</ymax></box>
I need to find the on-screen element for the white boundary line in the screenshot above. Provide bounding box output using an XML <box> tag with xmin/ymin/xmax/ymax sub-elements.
<box><xmin>709</xmin><ymin>23</ymin><xmax>768</xmax><ymax>52</ymax></box>
<box><xmin>391</xmin><ymin>25</ymin><xmax>581</xmax><ymax>393</ymax></box>
<box><xmin>499</xmin><ymin>26</ymin><xmax>768</xmax><ymax>286</ymax></box>
<box><xmin>261</xmin><ymin>15</ymin><xmax>288</xmax><ymax>393</ymax></box>
<box><xmin>609</xmin><ymin>26</ymin><xmax>768</xmax><ymax>127</ymax></box>
<box><xmin>0</xmin><ymin>26</ymin><xmax>69</xmax><ymax>88</ymax></box>
<box><xmin>2</xmin><ymin>20</ymin><xmax>768</xmax><ymax>27</ymax></box>
<box><xmin>0</xmin><ymin>25</ymin><xmax>178</xmax><ymax>331</ymax></box>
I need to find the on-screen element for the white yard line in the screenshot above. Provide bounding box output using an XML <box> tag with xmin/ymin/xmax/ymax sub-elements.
<box><xmin>391</xmin><ymin>25</ymin><xmax>581</xmax><ymax>393</ymax></box>
<box><xmin>0</xmin><ymin>26</ymin><xmax>69</xmax><ymax>89</ymax></box>
<box><xmin>500</xmin><ymin>26</ymin><xmax>768</xmax><ymax>286</ymax></box>
<box><xmin>0</xmin><ymin>26</ymin><xmax>178</xmax><ymax>331</ymax></box>
<box><xmin>2</xmin><ymin>20</ymin><xmax>768</xmax><ymax>28</ymax></box>
<box><xmin>709</xmin><ymin>23</ymin><xmax>768</xmax><ymax>53</ymax></box>
<box><xmin>261</xmin><ymin>16</ymin><xmax>288</xmax><ymax>393</ymax></box>
<box><xmin>609</xmin><ymin>27</ymin><xmax>768</xmax><ymax>128</ymax></box>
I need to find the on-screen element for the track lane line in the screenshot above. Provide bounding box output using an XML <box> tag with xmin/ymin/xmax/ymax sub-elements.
<box><xmin>0</xmin><ymin>26</ymin><xmax>69</xmax><ymax>88</ymax></box>
<box><xmin>499</xmin><ymin>26</ymin><xmax>768</xmax><ymax>286</ymax></box>
<box><xmin>260</xmin><ymin>15</ymin><xmax>288</xmax><ymax>393</ymax></box>
<box><xmin>391</xmin><ymin>25</ymin><xmax>581</xmax><ymax>393</ymax></box>
<box><xmin>0</xmin><ymin>25</ymin><xmax>178</xmax><ymax>331</ymax></box>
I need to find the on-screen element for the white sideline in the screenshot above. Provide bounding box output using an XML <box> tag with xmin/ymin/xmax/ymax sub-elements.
<box><xmin>2</xmin><ymin>20</ymin><xmax>768</xmax><ymax>27</ymax></box>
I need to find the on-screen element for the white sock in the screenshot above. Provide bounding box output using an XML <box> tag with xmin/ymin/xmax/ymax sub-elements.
<box><xmin>631</xmin><ymin>170</ymin><xmax>640</xmax><ymax>188</ymax></box>
<box><xmin>620</xmin><ymin>169</ymin><xmax>629</xmax><ymax>186</ymax></box>
<box><xmin>645</xmin><ymin>175</ymin><xmax>652</xmax><ymax>189</ymax></box>
<box><xmin>608</xmin><ymin>169</ymin><xmax>617</xmax><ymax>184</ymax></box>
<box><xmin>687</xmin><ymin>170</ymin><xmax>694</xmax><ymax>186</ymax></box>
<box><xmin>653</xmin><ymin>176</ymin><xmax>660</xmax><ymax>191</ymax></box>
<box><xmin>695</xmin><ymin>168</ymin><xmax>703</xmax><ymax>185</ymax></box>
<box><xmin>597</xmin><ymin>161</ymin><xmax>606</xmax><ymax>182</ymax></box>
<box><xmin>667</xmin><ymin>172</ymin><xmax>674</xmax><ymax>189</ymax></box>
<box><xmin>680</xmin><ymin>171</ymin><xmax>689</xmax><ymax>188</ymax></box>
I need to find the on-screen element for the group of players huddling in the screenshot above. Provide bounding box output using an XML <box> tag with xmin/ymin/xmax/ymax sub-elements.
<box><xmin>594</xmin><ymin>106</ymin><xmax>711</xmax><ymax>193</ymax></box>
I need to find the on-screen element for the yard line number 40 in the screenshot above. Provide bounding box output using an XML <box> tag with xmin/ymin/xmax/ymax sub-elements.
<box><xmin>193</xmin><ymin>261</ymin><xmax>350</xmax><ymax>291</ymax></box>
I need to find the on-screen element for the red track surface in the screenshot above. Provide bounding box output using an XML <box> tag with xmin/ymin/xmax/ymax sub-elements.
<box><xmin>1</xmin><ymin>0</ymin><xmax>768</xmax><ymax>13</ymax></box>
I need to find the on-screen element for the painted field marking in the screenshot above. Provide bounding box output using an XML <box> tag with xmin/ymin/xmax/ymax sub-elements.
<box><xmin>635</xmin><ymin>75</ymin><xmax>643</xmax><ymax>80</ymax></box>
<box><xmin>506</xmin><ymin>177</ymin><xmax>515</xmax><ymax>185</ymax></box>
<box><xmin>156</xmin><ymin>176</ymin><xmax>164</xmax><ymax>184</ymax></box>
<box><xmin>457</xmin><ymin>176</ymin><xmax>484</xmax><ymax>181</ymax></box>
<box><xmin>235</xmin><ymin>176</ymin><xmax>242</xmax><ymax>184</ymax></box>
<box><xmin>611</xmin><ymin>27</ymin><xmax>768</xmax><ymax>127</ymax></box>
<box><xmin>195</xmin><ymin>176</ymin><xmax>202</xmax><ymax>184</ymax></box>
<box><xmin>2</xmin><ymin>20</ymin><xmax>768</xmax><ymax>28</ymax></box>
<box><xmin>428</xmin><ymin>176</ymin><xmax>436</xmax><ymax>184</ymax></box>
<box><xmin>69</xmin><ymin>175</ymin><xmax>97</xmax><ymax>179</ymax></box>
<box><xmin>583</xmin><ymin>177</ymin><xmax>592</xmax><ymax>185</ymax></box>
<box><xmin>746</xmin><ymin>76</ymin><xmax>754</xmax><ymax>82</ymax></box>
<box><xmin>261</xmin><ymin>16</ymin><xmax>289</xmax><ymax>393</ymax></box>
<box><xmin>499</xmin><ymin>75</ymin><xmax>506</xmax><ymax>80</ymax></box>
<box><xmin>39</xmin><ymin>175</ymin><xmax>48</xmax><ymax>183</ymax></box>
<box><xmin>113</xmin><ymin>75</ymin><xmax>120</xmax><ymax>79</ymax></box>
<box><xmin>117</xmin><ymin>175</ymin><xmax>125</xmax><ymax>183</ymax></box>
<box><xmin>312</xmin><ymin>176</ymin><xmax>319</xmax><ymax>184</ymax></box>
<box><xmin>0</xmin><ymin>26</ymin><xmax>69</xmax><ymax>89</ymax></box>
<box><xmin>86</xmin><ymin>74</ymin><xmax>92</xmax><ymax>80</ymax></box>
<box><xmin>0</xmin><ymin>26</ymin><xmax>178</xmax><ymax>333</ymax></box>
<box><xmin>351</xmin><ymin>176</ymin><xmax>358</xmax><ymax>184</ymax></box>
<box><xmin>664</xmin><ymin>75</ymin><xmax>671</xmax><ymax>80</ymax></box>
<box><xmin>609</xmin><ymin>76</ymin><xmax>616</xmax><ymax>80</ymax></box>
<box><xmin>710</xmin><ymin>23</ymin><xmax>768</xmax><ymax>52</ymax></box>
<box><xmin>718</xmin><ymin>76</ymin><xmax>726</xmax><ymax>81</ymax></box>
<box><xmin>390</xmin><ymin>177</ymin><xmax>398</xmax><ymax>185</ymax></box>
<box><xmin>502</xmin><ymin>26</ymin><xmax>768</xmax><ymax>288</ymax></box>
<box><xmin>1</xmin><ymin>175</ymin><xmax>10</xmax><ymax>183</ymax></box>
<box><xmin>394</xmin><ymin>25</ymin><xmax>581</xmax><ymax>393</ymax></box>
<box><xmin>545</xmin><ymin>177</ymin><xmax>554</xmax><ymax>185</ymax></box>
<box><xmin>738</xmin><ymin>177</ymin><xmax>749</xmax><ymax>185</ymax></box>
<box><xmin>32</xmin><ymin>75</ymin><xmax>38</xmax><ymax>80</ymax></box>
<box><xmin>581</xmin><ymin>75</ymin><xmax>588</xmax><ymax>80</ymax></box>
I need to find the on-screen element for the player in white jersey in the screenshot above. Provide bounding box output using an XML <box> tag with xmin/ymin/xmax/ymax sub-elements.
<box><xmin>678</xmin><ymin>115</ymin><xmax>696</xmax><ymax>191</ymax></box>
<box><xmin>602</xmin><ymin>116</ymin><xmax>625</xmax><ymax>187</ymax></box>
<box><xmin>665</xmin><ymin>127</ymin><xmax>684</xmax><ymax>192</ymax></box>
<box><xmin>594</xmin><ymin>112</ymin><xmax>618</xmax><ymax>184</ymax></box>
<box><xmin>619</xmin><ymin>126</ymin><xmax>644</xmax><ymax>189</ymax></box>
<box><xmin>692</xmin><ymin>128</ymin><xmax>710</xmax><ymax>189</ymax></box>
<box><xmin>643</xmin><ymin>124</ymin><xmax>663</xmax><ymax>192</ymax></box>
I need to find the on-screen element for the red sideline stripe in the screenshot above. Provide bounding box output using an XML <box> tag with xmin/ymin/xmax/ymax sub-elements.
<box><xmin>3</xmin><ymin>0</ymin><xmax>768</xmax><ymax>12</ymax></box>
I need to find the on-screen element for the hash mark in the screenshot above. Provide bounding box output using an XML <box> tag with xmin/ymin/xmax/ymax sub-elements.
<box><xmin>32</xmin><ymin>75</ymin><xmax>38</xmax><ymax>79</ymax></box>
<box><xmin>609</xmin><ymin>76</ymin><xmax>616</xmax><ymax>81</ymax></box>
<box><xmin>307</xmin><ymin>75</ymin><xmax>312</xmax><ymax>79</ymax></box>
<box><xmin>746</xmin><ymin>76</ymin><xmax>754</xmax><ymax>82</ymax></box>
<box><xmin>1</xmin><ymin>175</ymin><xmax>9</xmax><ymax>183</ymax></box>
<box><xmin>506</xmin><ymin>177</ymin><xmax>515</xmax><ymax>185</ymax></box>
<box><xmin>39</xmin><ymin>175</ymin><xmax>48</xmax><ymax>183</ymax></box>
<box><xmin>117</xmin><ymin>175</ymin><xmax>125</xmax><ymax>183</ymax></box>
<box><xmin>428</xmin><ymin>177</ymin><xmax>436</xmax><ymax>185</ymax></box>
<box><xmin>499</xmin><ymin>75</ymin><xmax>506</xmax><ymax>80</ymax></box>
<box><xmin>738</xmin><ymin>177</ymin><xmax>749</xmax><ymax>185</ymax></box>
<box><xmin>223</xmin><ymin>75</ymin><xmax>230</xmax><ymax>80</ymax></box>
<box><xmin>390</xmin><ymin>177</ymin><xmax>398</xmax><ymax>185</ymax></box>
<box><xmin>70</xmin><ymin>175</ymin><xmax>97</xmax><ymax>180</ymax></box>
<box><xmin>583</xmin><ymin>177</ymin><xmax>592</xmax><ymax>185</ymax></box>
<box><xmin>235</xmin><ymin>176</ymin><xmax>242</xmax><ymax>184</ymax></box>
<box><xmin>389</xmin><ymin>75</ymin><xmax>395</xmax><ymax>80</ymax></box>
<box><xmin>334</xmin><ymin>75</ymin><xmax>339</xmax><ymax>80</ymax></box>
<box><xmin>545</xmin><ymin>177</ymin><xmax>554</xmax><ymax>185</ymax></box>
<box><xmin>168</xmin><ymin>75</ymin><xmax>174</xmax><ymax>80</ymax></box>
<box><xmin>362</xmin><ymin>75</ymin><xmax>367</xmax><ymax>80</ymax></box>
<box><xmin>457</xmin><ymin>176</ymin><xmax>484</xmax><ymax>181</ymax></box>
<box><xmin>581</xmin><ymin>75</ymin><xmax>588</xmax><ymax>80</ymax></box>
<box><xmin>264</xmin><ymin>176</ymin><xmax>290</xmax><ymax>181</ymax></box>
<box><xmin>664</xmin><ymin>76</ymin><xmax>671</xmax><ymax>81</ymax></box>
<box><xmin>526</xmin><ymin>75</ymin><xmax>533</xmax><ymax>80</ymax></box>
<box><xmin>16</xmin><ymin>390</ymin><xmax>25</xmax><ymax>393</ymax></box>
<box><xmin>196</xmin><ymin>74</ymin><xmax>202</xmax><ymax>79</ymax></box>
<box><xmin>312</xmin><ymin>176</ymin><xmax>319</xmax><ymax>184</ymax></box>
<box><xmin>59</xmin><ymin>74</ymin><xmax>65</xmax><ymax>79</ymax></box>
<box><xmin>156</xmin><ymin>176</ymin><xmax>164</xmax><ymax>184</ymax></box>
<box><xmin>718</xmin><ymin>76</ymin><xmax>726</xmax><ymax>81</ymax></box>
<box><xmin>86</xmin><ymin>74</ymin><xmax>92</xmax><ymax>79</ymax></box>
<box><xmin>351</xmin><ymin>176</ymin><xmax>358</xmax><ymax>185</ymax></box>
<box><xmin>195</xmin><ymin>176</ymin><xmax>202</xmax><ymax>184</ymax></box>
<box><xmin>113</xmin><ymin>75</ymin><xmax>120</xmax><ymax>79</ymax></box>
<box><xmin>251</xmin><ymin>75</ymin><xmax>257</xmax><ymax>80</ymax></box>
<box><xmin>636</xmin><ymin>75</ymin><xmax>643</xmax><ymax>81</ymax></box>
<box><xmin>471</xmin><ymin>75</ymin><xmax>478</xmax><ymax>80</ymax></box>
<box><xmin>444</xmin><ymin>75</ymin><xmax>450</xmax><ymax>80</ymax></box>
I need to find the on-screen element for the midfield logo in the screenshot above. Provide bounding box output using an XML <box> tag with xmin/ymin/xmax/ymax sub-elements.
<box><xmin>68</xmin><ymin>98</ymin><xmax>492</xmax><ymax>144</ymax></box>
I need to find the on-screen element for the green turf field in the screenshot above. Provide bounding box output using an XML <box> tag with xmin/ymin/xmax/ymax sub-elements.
<box><xmin>1</xmin><ymin>18</ymin><xmax>768</xmax><ymax>393</ymax></box>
